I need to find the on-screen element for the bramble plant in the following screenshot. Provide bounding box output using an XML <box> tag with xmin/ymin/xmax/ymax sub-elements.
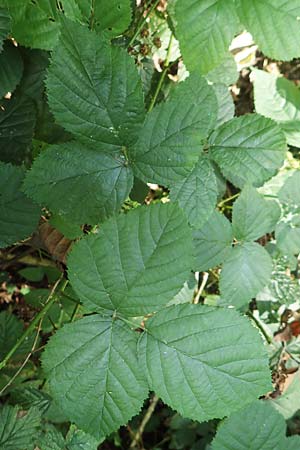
<box><xmin>1</xmin><ymin>1</ymin><xmax>300</xmax><ymax>449</ymax></box>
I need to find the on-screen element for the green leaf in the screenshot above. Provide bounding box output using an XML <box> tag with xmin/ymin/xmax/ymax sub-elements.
<box><xmin>77</xmin><ymin>0</ymin><xmax>132</xmax><ymax>37</ymax></box>
<box><xmin>0</xmin><ymin>7</ymin><xmax>10</xmax><ymax>51</ymax></box>
<box><xmin>5</xmin><ymin>0</ymin><xmax>83</xmax><ymax>50</ymax></box>
<box><xmin>220</xmin><ymin>242</ymin><xmax>273</xmax><ymax>307</ymax></box>
<box><xmin>211</xmin><ymin>400</ymin><xmax>288</xmax><ymax>450</ymax></box>
<box><xmin>276</xmin><ymin>218</ymin><xmax>300</xmax><ymax>256</ymax></box>
<box><xmin>49</xmin><ymin>214</ymin><xmax>83</xmax><ymax>240</ymax></box>
<box><xmin>276</xmin><ymin>171</ymin><xmax>300</xmax><ymax>256</ymax></box>
<box><xmin>232</xmin><ymin>185</ymin><xmax>281</xmax><ymax>241</ymax></box>
<box><xmin>130</xmin><ymin>75</ymin><xmax>217</xmax><ymax>185</ymax></box>
<box><xmin>0</xmin><ymin>162</ymin><xmax>40</xmax><ymax>248</ymax></box>
<box><xmin>68</xmin><ymin>203</ymin><xmax>193</xmax><ymax>316</ymax></box>
<box><xmin>0</xmin><ymin>405</ymin><xmax>41</xmax><ymax>450</ymax></box>
<box><xmin>206</xmin><ymin>55</ymin><xmax>238</xmax><ymax>86</ymax></box>
<box><xmin>139</xmin><ymin>304</ymin><xmax>271</xmax><ymax>423</ymax></box>
<box><xmin>46</xmin><ymin>20</ymin><xmax>145</xmax><ymax>148</ymax></box>
<box><xmin>42</xmin><ymin>315</ymin><xmax>148</xmax><ymax>439</ymax></box>
<box><xmin>236</xmin><ymin>0</ymin><xmax>300</xmax><ymax>61</ymax></box>
<box><xmin>66</xmin><ymin>424</ymin><xmax>100</xmax><ymax>450</ymax></box>
<box><xmin>170</xmin><ymin>154</ymin><xmax>218</xmax><ymax>227</ymax></box>
<box><xmin>209</xmin><ymin>114</ymin><xmax>287</xmax><ymax>187</ymax></box>
<box><xmin>252</xmin><ymin>69</ymin><xmax>300</xmax><ymax>148</ymax></box>
<box><xmin>175</xmin><ymin>0</ymin><xmax>238</xmax><ymax>73</ymax></box>
<box><xmin>0</xmin><ymin>311</ymin><xmax>22</xmax><ymax>360</ymax></box>
<box><xmin>23</xmin><ymin>143</ymin><xmax>133</xmax><ymax>225</ymax></box>
<box><xmin>0</xmin><ymin>95</ymin><xmax>36</xmax><ymax>164</ymax></box>
<box><xmin>0</xmin><ymin>41</ymin><xmax>23</xmax><ymax>99</ymax></box>
<box><xmin>193</xmin><ymin>210</ymin><xmax>233</xmax><ymax>271</ymax></box>
<box><xmin>278</xmin><ymin>170</ymin><xmax>300</xmax><ymax>207</ymax></box>
<box><xmin>213</xmin><ymin>83</ymin><xmax>235</xmax><ymax>127</ymax></box>
<box><xmin>5</xmin><ymin>0</ymin><xmax>61</xmax><ymax>50</ymax></box>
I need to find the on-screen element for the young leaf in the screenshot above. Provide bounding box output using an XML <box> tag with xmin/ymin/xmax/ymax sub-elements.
<box><xmin>0</xmin><ymin>41</ymin><xmax>23</xmax><ymax>99</ymax></box>
<box><xmin>78</xmin><ymin>0</ymin><xmax>132</xmax><ymax>37</ymax></box>
<box><xmin>209</xmin><ymin>114</ymin><xmax>286</xmax><ymax>187</ymax></box>
<box><xmin>236</xmin><ymin>0</ymin><xmax>300</xmax><ymax>61</ymax></box>
<box><xmin>130</xmin><ymin>74</ymin><xmax>217</xmax><ymax>185</ymax></box>
<box><xmin>138</xmin><ymin>304</ymin><xmax>271</xmax><ymax>424</ymax></box>
<box><xmin>211</xmin><ymin>400</ymin><xmax>290</xmax><ymax>450</ymax></box>
<box><xmin>23</xmin><ymin>143</ymin><xmax>133</xmax><ymax>225</ymax></box>
<box><xmin>252</xmin><ymin>69</ymin><xmax>300</xmax><ymax>148</ymax></box>
<box><xmin>68</xmin><ymin>203</ymin><xmax>194</xmax><ymax>316</ymax></box>
<box><xmin>0</xmin><ymin>7</ymin><xmax>10</xmax><ymax>51</ymax></box>
<box><xmin>169</xmin><ymin>154</ymin><xmax>218</xmax><ymax>227</ymax></box>
<box><xmin>232</xmin><ymin>185</ymin><xmax>281</xmax><ymax>241</ymax></box>
<box><xmin>0</xmin><ymin>162</ymin><xmax>40</xmax><ymax>248</ymax></box>
<box><xmin>193</xmin><ymin>210</ymin><xmax>233</xmax><ymax>271</ymax></box>
<box><xmin>0</xmin><ymin>405</ymin><xmax>41</xmax><ymax>450</ymax></box>
<box><xmin>42</xmin><ymin>315</ymin><xmax>148</xmax><ymax>439</ymax></box>
<box><xmin>0</xmin><ymin>95</ymin><xmax>36</xmax><ymax>164</ymax></box>
<box><xmin>174</xmin><ymin>0</ymin><xmax>238</xmax><ymax>73</ymax></box>
<box><xmin>46</xmin><ymin>20</ymin><xmax>145</xmax><ymax>148</ymax></box>
<box><xmin>220</xmin><ymin>242</ymin><xmax>273</xmax><ymax>308</ymax></box>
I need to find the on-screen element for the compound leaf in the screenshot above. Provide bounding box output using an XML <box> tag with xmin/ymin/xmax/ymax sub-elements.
<box><xmin>211</xmin><ymin>400</ymin><xmax>288</xmax><ymax>450</ymax></box>
<box><xmin>209</xmin><ymin>114</ymin><xmax>286</xmax><ymax>187</ymax></box>
<box><xmin>193</xmin><ymin>210</ymin><xmax>233</xmax><ymax>271</ymax></box>
<box><xmin>46</xmin><ymin>20</ymin><xmax>145</xmax><ymax>149</ymax></box>
<box><xmin>0</xmin><ymin>42</ymin><xmax>23</xmax><ymax>99</ymax></box>
<box><xmin>42</xmin><ymin>315</ymin><xmax>148</xmax><ymax>439</ymax></box>
<box><xmin>220</xmin><ymin>242</ymin><xmax>273</xmax><ymax>308</ymax></box>
<box><xmin>23</xmin><ymin>142</ymin><xmax>133</xmax><ymax>225</ymax></box>
<box><xmin>170</xmin><ymin>154</ymin><xmax>218</xmax><ymax>227</ymax></box>
<box><xmin>0</xmin><ymin>405</ymin><xmax>41</xmax><ymax>450</ymax></box>
<box><xmin>236</xmin><ymin>0</ymin><xmax>300</xmax><ymax>61</ymax></box>
<box><xmin>175</xmin><ymin>0</ymin><xmax>238</xmax><ymax>73</ymax></box>
<box><xmin>232</xmin><ymin>185</ymin><xmax>281</xmax><ymax>241</ymax></box>
<box><xmin>0</xmin><ymin>162</ymin><xmax>40</xmax><ymax>248</ymax></box>
<box><xmin>130</xmin><ymin>74</ymin><xmax>217</xmax><ymax>185</ymax></box>
<box><xmin>68</xmin><ymin>203</ymin><xmax>194</xmax><ymax>316</ymax></box>
<box><xmin>139</xmin><ymin>304</ymin><xmax>271</xmax><ymax>423</ymax></box>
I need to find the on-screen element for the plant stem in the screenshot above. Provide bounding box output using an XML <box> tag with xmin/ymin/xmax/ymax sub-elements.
<box><xmin>0</xmin><ymin>318</ymin><xmax>43</xmax><ymax>395</ymax></box>
<box><xmin>130</xmin><ymin>394</ymin><xmax>159</xmax><ymax>448</ymax></box>
<box><xmin>0</xmin><ymin>275</ymin><xmax>67</xmax><ymax>371</ymax></box>
<box><xmin>218</xmin><ymin>193</ymin><xmax>239</xmax><ymax>208</ymax></box>
<box><xmin>246</xmin><ymin>311</ymin><xmax>272</xmax><ymax>344</ymax></box>
<box><xmin>193</xmin><ymin>272</ymin><xmax>209</xmax><ymax>304</ymax></box>
<box><xmin>148</xmin><ymin>33</ymin><xmax>174</xmax><ymax>112</ymax></box>
<box><xmin>128</xmin><ymin>0</ymin><xmax>161</xmax><ymax>48</ymax></box>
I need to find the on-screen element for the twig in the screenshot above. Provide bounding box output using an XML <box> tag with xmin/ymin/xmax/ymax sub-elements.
<box><xmin>0</xmin><ymin>275</ymin><xmax>67</xmax><ymax>371</ymax></box>
<box><xmin>128</xmin><ymin>0</ymin><xmax>161</xmax><ymax>47</ymax></box>
<box><xmin>193</xmin><ymin>272</ymin><xmax>209</xmax><ymax>304</ymax></box>
<box><xmin>246</xmin><ymin>311</ymin><xmax>272</xmax><ymax>344</ymax></box>
<box><xmin>0</xmin><ymin>318</ymin><xmax>43</xmax><ymax>396</ymax></box>
<box><xmin>148</xmin><ymin>33</ymin><xmax>174</xmax><ymax>112</ymax></box>
<box><xmin>130</xmin><ymin>394</ymin><xmax>159</xmax><ymax>449</ymax></box>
